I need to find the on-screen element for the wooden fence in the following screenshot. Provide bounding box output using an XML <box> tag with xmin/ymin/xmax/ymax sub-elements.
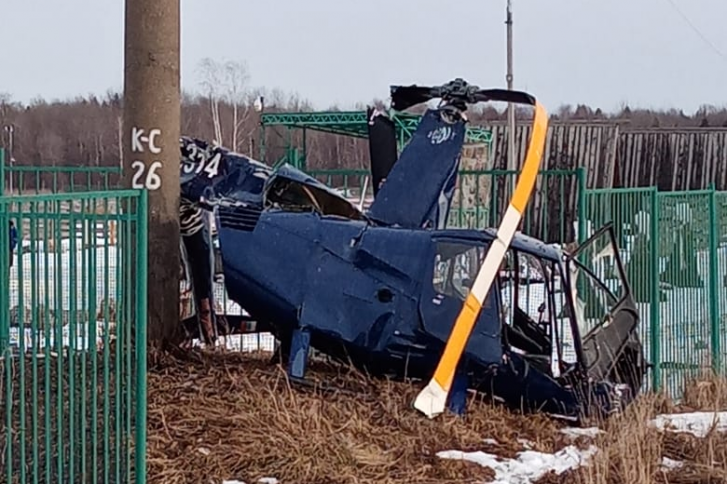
<box><xmin>485</xmin><ymin>122</ymin><xmax>727</xmax><ymax>190</ymax></box>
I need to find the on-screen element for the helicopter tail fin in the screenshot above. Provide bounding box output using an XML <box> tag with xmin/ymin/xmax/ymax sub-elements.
<box><xmin>367</xmin><ymin>108</ymin><xmax>465</xmax><ymax>229</ymax></box>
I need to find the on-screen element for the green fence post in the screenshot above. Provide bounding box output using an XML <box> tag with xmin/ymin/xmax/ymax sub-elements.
<box><xmin>708</xmin><ymin>188</ymin><xmax>721</xmax><ymax>373</ymax></box>
<box><xmin>650</xmin><ymin>189</ymin><xmax>662</xmax><ymax>391</ymax></box>
<box><xmin>576</xmin><ymin>167</ymin><xmax>586</xmax><ymax>244</ymax></box>
<box><xmin>0</xmin><ymin>148</ymin><xmax>5</xmax><ymax>197</ymax></box>
<box><xmin>0</xmin><ymin>196</ymin><xmax>7</xmax><ymax>354</ymax></box>
<box><xmin>135</xmin><ymin>189</ymin><xmax>148</xmax><ymax>484</ymax></box>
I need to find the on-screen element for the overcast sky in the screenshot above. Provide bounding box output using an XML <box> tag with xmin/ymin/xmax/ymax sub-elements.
<box><xmin>2</xmin><ymin>0</ymin><xmax>727</xmax><ymax>113</ymax></box>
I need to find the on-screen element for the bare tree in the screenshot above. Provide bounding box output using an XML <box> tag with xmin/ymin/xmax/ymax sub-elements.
<box><xmin>222</xmin><ymin>60</ymin><xmax>251</xmax><ymax>152</ymax></box>
<box><xmin>197</xmin><ymin>57</ymin><xmax>225</xmax><ymax>145</ymax></box>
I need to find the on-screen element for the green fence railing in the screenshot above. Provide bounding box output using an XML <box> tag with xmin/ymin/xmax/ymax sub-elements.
<box><xmin>0</xmin><ymin>150</ymin><xmax>123</xmax><ymax>196</ymax></box>
<box><xmin>582</xmin><ymin>187</ymin><xmax>727</xmax><ymax>398</ymax></box>
<box><xmin>0</xmin><ymin>149</ymin><xmax>5</xmax><ymax>196</ymax></box>
<box><xmin>1</xmin><ymin>165</ymin><xmax>123</xmax><ymax>196</ymax></box>
<box><xmin>0</xmin><ymin>189</ymin><xmax>148</xmax><ymax>484</ymax></box>
<box><xmin>308</xmin><ymin>168</ymin><xmax>585</xmax><ymax>243</ymax></box>
<box><xmin>3</xmin><ymin>153</ymin><xmax>726</xmax><ymax>403</ymax></box>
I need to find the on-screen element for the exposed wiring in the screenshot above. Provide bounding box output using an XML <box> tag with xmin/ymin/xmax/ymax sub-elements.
<box><xmin>662</xmin><ymin>0</ymin><xmax>727</xmax><ymax>65</ymax></box>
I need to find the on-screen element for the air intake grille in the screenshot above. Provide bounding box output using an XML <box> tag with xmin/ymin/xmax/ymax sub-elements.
<box><xmin>218</xmin><ymin>205</ymin><xmax>262</xmax><ymax>232</ymax></box>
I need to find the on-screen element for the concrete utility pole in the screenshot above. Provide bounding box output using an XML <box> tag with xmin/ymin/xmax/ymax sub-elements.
<box><xmin>3</xmin><ymin>124</ymin><xmax>14</xmax><ymax>194</ymax></box>
<box><xmin>123</xmin><ymin>0</ymin><xmax>181</xmax><ymax>343</ymax></box>
<box><xmin>505</xmin><ymin>0</ymin><xmax>516</xmax><ymax>171</ymax></box>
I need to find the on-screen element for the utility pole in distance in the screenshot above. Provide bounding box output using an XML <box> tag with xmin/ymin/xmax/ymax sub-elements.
<box><xmin>505</xmin><ymin>0</ymin><xmax>516</xmax><ymax>171</ymax></box>
<box><xmin>3</xmin><ymin>124</ymin><xmax>14</xmax><ymax>194</ymax></box>
<box><xmin>123</xmin><ymin>0</ymin><xmax>181</xmax><ymax>344</ymax></box>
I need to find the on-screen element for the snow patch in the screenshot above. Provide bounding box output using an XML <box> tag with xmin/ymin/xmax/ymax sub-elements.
<box><xmin>437</xmin><ymin>445</ymin><xmax>597</xmax><ymax>484</ymax></box>
<box><xmin>221</xmin><ymin>478</ymin><xmax>278</xmax><ymax>484</ymax></box>
<box><xmin>439</xmin><ymin>412</ymin><xmax>726</xmax><ymax>484</ymax></box>
<box><xmin>652</xmin><ymin>411</ymin><xmax>727</xmax><ymax>438</ymax></box>
<box><xmin>661</xmin><ymin>457</ymin><xmax>684</xmax><ymax>470</ymax></box>
<box><xmin>560</xmin><ymin>427</ymin><xmax>603</xmax><ymax>439</ymax></box>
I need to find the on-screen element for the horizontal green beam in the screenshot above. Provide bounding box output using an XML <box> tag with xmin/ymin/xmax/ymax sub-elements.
<box><xmin>6</xmin><ymin>166</ymin><xmax>122</xmax><ymax>174</ymax></box>
<box><xmin>261</xmin><ymin>110</ymin><xmax>493</xmax><ymax>145</ymax></box>
<box><xmin>0</xmin><ymin>189</ymin><xmax>142</xmax><ymax>204</ymax></box>
<box><xmin>261</xmin><ymin>111</ymin><xmax>367</xmax><ymax>127</ymax></box>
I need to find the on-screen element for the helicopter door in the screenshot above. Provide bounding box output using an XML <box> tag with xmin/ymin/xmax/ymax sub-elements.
<box><xmin>567</xmin><ymin>224</ymin><xmax>641</xmax><ymax>383</ymax></box>
<box><xmin>420</xmin><ymin>239</ymin><xmax>503</xmax><ymax>363</ymax></box>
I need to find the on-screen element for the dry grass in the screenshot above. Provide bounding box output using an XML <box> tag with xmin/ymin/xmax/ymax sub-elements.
<box><xmin>537</xmin><ymin>371</ymin><xmax>727</xmax><ymax>484</ymax></box>
<box><xmin>146</xmin><ymin>350</ymin><xmax>727</xmax><ymax>484</ymax></box>
<box><xmin>147</xmin><ymin>350</ymin><xmax>570</xmax><ymax>484</ymax></box>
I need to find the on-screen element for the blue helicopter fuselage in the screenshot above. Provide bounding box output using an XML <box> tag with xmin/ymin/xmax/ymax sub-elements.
<box><xmin>179</xmin><ymin>84</ymin><xmax>644</xmax><ymax>421</ymax></box>
<box><xmin>216</xmin><ymin>203</ymin><xmax>582</xmax><ymax>416</ymax></box>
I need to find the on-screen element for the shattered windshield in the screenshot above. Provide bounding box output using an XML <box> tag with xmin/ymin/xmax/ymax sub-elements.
<box><xmin>265</xmin><ymin>174</ymin><xmax>363</xmax><ymax>220</ymax></box>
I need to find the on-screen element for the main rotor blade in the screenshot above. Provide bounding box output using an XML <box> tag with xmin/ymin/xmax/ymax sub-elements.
<box><xmin>413</xmin><ymin>94</ymin><xmax>548</xmax><ymax>419</ymax></box>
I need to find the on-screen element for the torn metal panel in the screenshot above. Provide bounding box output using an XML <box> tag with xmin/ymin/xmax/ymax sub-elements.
<box><xmin>366</xmin><ymin>107</ymin><xmax>399</xmax><ymax>197</ymax></box>
<box><xmin>180</xmin><ymin>137</ymin><xmax>272</xmax><ymax>205</ymax></box>
<box><xmin>367</xmin><ymin>108</ymin><xmax>464</xmax><ymax>229</ymax></box>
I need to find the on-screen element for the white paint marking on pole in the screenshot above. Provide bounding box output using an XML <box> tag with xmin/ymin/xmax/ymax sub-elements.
<box><xmin>130</xmin><ymin>126</ymin><xmax>165</xmax><ymax>189</ymax></box>
<box><xmin>131</xmin><ymin>160</ymin><xmax>163</xmax><ymax>190</ymax></box>
<box><xmin>131</xmin><ymin>127</ymin><xmax>162</xmax><ymax>154</ymax></box>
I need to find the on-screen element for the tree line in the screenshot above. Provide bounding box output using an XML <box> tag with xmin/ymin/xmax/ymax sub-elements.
<box><xmin>2</xmin><ymin>58</ymin><xmax>727</xmax><ymax>173</ymax></box>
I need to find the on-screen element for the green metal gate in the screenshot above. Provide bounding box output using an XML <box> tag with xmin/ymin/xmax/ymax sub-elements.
<box><xmin>0</xmin><ymin>189</ymin><xmax>148</xmax><ymax>484</ymax></box>
<box><xmin>582</xmin><ymin>187</ymin><xmax>727</xmax><ymax>398</ymax></box>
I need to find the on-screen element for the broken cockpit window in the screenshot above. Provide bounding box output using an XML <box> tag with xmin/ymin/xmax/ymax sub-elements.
<box><xmin>499</xmin><ymin>251</ymin><xmax>556</xmax><ymax>375</ymax></box>
<box><xmin>432</xmin><ymin>242</ymin><xmax>486</xmax><ymax>300</ymax></box>
<box><xmin>264</xmin><ymin>164</ymin><xmax>364</xmax><ymax>220</ymax></box>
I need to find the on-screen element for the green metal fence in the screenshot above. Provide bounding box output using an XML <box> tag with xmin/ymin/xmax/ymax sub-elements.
<box><xmin>0</xmin><ymin>189</ymin><xmax>148</xmax><ymax>484</ymax></box>
<box><xmin>3</xmin><ymin>153</ymin><xmax>726</xmax><ymax>404</ymax></box>
<box><xmin>582</xmin><ymin>187</ymin><xmax>727</xmax><ymax>398</ymax></box>
<box><xmin>0</xmin><ymin>150</ymin><xmax>123</xmax><ymax>196</ymax></box>
<box><xmin>308</xmin><ymin>168</ymin><xmax>585</xmax><ymax>243</ymax></box>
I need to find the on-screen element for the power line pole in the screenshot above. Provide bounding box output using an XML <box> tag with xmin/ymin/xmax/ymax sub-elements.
<box><xmin>3</xmin><ymin>125</ymin><xmax>14</xmax><ymax>194</ymax></box>
<box><xmin>123</xmin><ymin>0</ymin><xmax>181</xmax><ymax>344</ymax></box>
<box><xmin>505</xmin><ymin>0</ymin><xmax>516</xmax><ymax>171</ymax></box>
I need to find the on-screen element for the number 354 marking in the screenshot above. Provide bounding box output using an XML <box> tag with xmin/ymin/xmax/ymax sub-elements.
<box><xmin>181</xmin><ymin>153</ymin><xmax>221</xmax><ymax>179</ymax></box>
<box><xmin>131</xmin><ymin>161</ymin><xmax>162</xmax><ymax>190</ymax></box>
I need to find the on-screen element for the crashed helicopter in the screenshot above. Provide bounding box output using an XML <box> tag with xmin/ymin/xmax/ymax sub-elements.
<box><xmin>178</xmin><ymin>79</ymin><xmax>647</xmax><ymax>422</ymax></box>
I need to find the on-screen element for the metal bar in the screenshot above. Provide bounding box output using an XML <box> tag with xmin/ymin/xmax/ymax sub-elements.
<box><xmin>17</xmin><ymin>204</ymin><xmax>27</xmax><ymax>483</ymax></box>
<box><xmin>135</xmin><ymin>189</ymin><xmax>149</xmax><ymax>484</ymax></box>
<box><xmin>0</xmin><ymin>198</ymin><xmax>10</xmax><ymax>481</ymax></box>
<box><xmin>0</xmin><ymin>148</ymin><xmax>5</xmax><ymax>196</ymax></box>
<box><xmin>708</xmin><ymin>188</ymin><xmax>721</xmax><ymax>372</ymax></box>
<box><xmin>650</xmin><ymin>189</ymin><xmax>661</xmax><ymax>391</ymax></box>
<box><xmin>505</xmin><ymin>0</ymin><xmax>516</xmax><ymax>172</ymax></box>
<box><xmin>577</xmin><ymin>168</ymin><xmax>586</xmax><ymax>244</ymax></box>
<box><xmin>0</xmin><ymin>190</ymin><xmax>141</xmax><ymax>203</ymax></box>
<box><xmin>29</xmin><ymin>202</ymin><xmax>39</xmax><ymax>484</ymax></box>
